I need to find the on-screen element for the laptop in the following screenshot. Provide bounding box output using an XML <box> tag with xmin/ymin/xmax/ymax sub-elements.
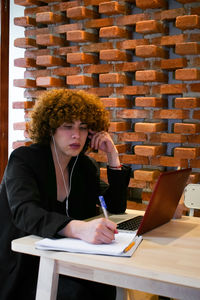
<box><xmin>108</xmin><ymin>168</ymin><xmax>191</xmax><ymax>236</ymax></box>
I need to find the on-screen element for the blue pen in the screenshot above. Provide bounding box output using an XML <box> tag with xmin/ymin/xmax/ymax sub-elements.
<box><xmin>99</xmin><ymin>196</ymin><xmax>109</xmax><ymax>219</ymax></box>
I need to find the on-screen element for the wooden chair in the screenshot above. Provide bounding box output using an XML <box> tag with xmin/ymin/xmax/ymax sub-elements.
<box><xmin>184</xmin><ymin>184</ymin><xmax>200</xmax><ymax>216</ymax></box>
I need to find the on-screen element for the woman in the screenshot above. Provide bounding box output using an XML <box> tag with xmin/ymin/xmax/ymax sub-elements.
<box><xmin>0</xmin><ymin>89</ymin><xmax>131</xmax><ymax>300</ymax></box>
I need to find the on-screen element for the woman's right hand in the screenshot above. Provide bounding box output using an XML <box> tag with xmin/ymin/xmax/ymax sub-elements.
<box><xmin>59</xmin><ymin>218</ymin><xmax>118</xmax><ymax>244</ymax></box>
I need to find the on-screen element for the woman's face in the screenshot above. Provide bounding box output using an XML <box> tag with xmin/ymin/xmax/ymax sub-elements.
<box><xmin>53</xmin><ymin>120</ymin><xmax>89</xmax><ymax>159</ymax></box>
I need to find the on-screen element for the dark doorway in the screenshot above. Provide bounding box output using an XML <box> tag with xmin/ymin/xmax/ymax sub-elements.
<box><xmin>0</xmin><ymin>0</ymin><xmax>9</xmax><ymax>180</ymax></box>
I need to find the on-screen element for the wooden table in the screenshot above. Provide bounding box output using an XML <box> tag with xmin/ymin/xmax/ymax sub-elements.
<box><xmin>12</xmin><ymin>211</ymin><xmax>200</xmax><ymax>300</ymax></box>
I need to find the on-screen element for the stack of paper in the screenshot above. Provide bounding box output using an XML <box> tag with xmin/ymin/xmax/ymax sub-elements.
<box><xmin>35</xmin><ymin>232</ymin><xmax>142</xmax><ymax>257</ymax></box>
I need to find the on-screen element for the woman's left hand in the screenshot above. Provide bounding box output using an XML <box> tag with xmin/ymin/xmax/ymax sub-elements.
<box><xmin>89</xmin><ymin>130</ymin><xmax>116</xmax><ymax>154</ymax></box>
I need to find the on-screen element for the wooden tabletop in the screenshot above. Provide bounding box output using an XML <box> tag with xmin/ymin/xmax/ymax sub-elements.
<box><xmin>12</xmin><ymin>211</ymin><xmax>200</xmax><ymax>300</ymax></box>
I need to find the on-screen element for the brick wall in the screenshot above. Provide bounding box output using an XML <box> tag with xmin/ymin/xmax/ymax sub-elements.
<box><xmin>13</xmin><ymin>0</ymin><xmax>200</xmax><ymax>206</ymax></box>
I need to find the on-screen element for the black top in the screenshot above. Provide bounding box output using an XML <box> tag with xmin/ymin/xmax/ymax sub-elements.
<box><xmin>0</xmin><ymin>143</ymin><xmax>131</xmax><ymax>300</ymax></box>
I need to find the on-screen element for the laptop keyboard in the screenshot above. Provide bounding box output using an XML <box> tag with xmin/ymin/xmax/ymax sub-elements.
<box><xmin>117</xmin><ymin>215</ymin><xmax>143</xmax><ymax>231</ymax></box>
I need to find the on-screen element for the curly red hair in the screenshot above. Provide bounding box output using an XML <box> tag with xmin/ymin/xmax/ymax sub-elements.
<box><xmin>28</xmin><ymin>89</ymin><xmax>110</xmax><ymax>144</ymax></box>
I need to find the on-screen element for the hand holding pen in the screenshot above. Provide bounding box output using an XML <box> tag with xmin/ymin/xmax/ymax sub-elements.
<box><xmin>99</xmin><ymin>196</ymin><xmax>118</xmax><ymax>234</ymax></box>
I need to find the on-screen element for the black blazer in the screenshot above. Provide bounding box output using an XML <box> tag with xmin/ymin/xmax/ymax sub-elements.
<box><xmin>0</xmin><ymin>143</ymin><xmax>131</xmax><ymax>300</ymax></box>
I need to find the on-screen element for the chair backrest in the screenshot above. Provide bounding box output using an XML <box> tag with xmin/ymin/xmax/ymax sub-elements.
<box><xmin>184</xmin><ymin>184</ymin><xmax>200</xmax><ymax>216</ymax></box>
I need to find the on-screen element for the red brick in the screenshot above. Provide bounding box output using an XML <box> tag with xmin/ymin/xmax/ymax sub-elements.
<box><xmin>99</xmin><ymin>1</ymin><xmax>126</xmax><ymax>15</ymax></box>
<box><xmin>188</xmin><ymin>135</ymin><xmax>200</xmax><ymax>144</ymax></box>
<box><xmin>175</xmin><ymin>68</ymin><xmax>200</xmax><ymax>81</ymax></box>
<box><xmin>67</xmin><ymin>6</ymin><xmax>98</xmax><ymax>20</ymax></box>
<box><xmin>176</xmin><ymin>0</ymin><xmax>197</xmax><ymax>3</ymax></box>
<box><xmin>191</xmin><ymin>6</ymin><xmax>200</xmax><ymax>15</ymax></box>
<box><xmin>52</xmin><ymin>67</ymin><xmax>81</xmax><ymax>76</ymax></box>
<box><xmin>82</xmin><ymin>42</ymin><xmax>113</xmax><ymax>53</ymax></box>
<box><xmin>117</xmin><ymin>13</ymin><xmax>149</xmax><ymax>26</ymax></box>
<box><xmin>109</xmin><ymin>122</ymin><xmax>131</xmax><ymax>132</ymax></box>
<box><xmin>175</xmin><ymin>97</ymin><xmax>200</xmax><ymax>108</ymax></box>
<box><xmin>86</xmin><ymin>87</ymin><xmax>114</xmax><ymax>97</ymax></box>
<box><xmin>36</xmin><ymin>12</ymin><xmax>66</xmax><ymax>24</ymax></box>
<box><xmin>136</xmin><ymin>20</ymin><xmax>167</xmax><ymax>34</ymax></box>
<box><xmin>12</xmin><ymin>101</ymin><xmax>34</xmax><ymax>109</ymax></box>
<box><xmin>36</xmin><ymin>55</ymin><xmax>66</xmax><ymax>67</ymax></box>
<box><xmin>99</xmin><ymin>26</ymin><xmax>130</xmax><ymax>39</ymax></box>
<box><xmin>15</xmin><ymin>0</ymin><xmax>40</xmax><ymax>6</ymax></box>
<box><xmin>135</xmin><ymin>45</ymin><xmax>167</xmax><ymax>58</ymax></box>
<box><xmin>13</xmin><ymin>122</ymin><xmax>28</xmax><ymax>130</ymax></box>
<box><xmin>13</xmin><ymin>79</ymin><xmax>36</xmax><ymax>88</ymax></box>
<box><xmin>117</xmin><ymin>39</ymin><xmax>148</xmax><ymax>50</ymax></box>
<box><xmin>14</xmin><ymin>37</ymin><xmax>37</xmax><ymax>48</ymax></box>
<box><xmin>136</xmin><ymin>70</ymin><xmax>167</xmax><ymax>82</ymax></box>
<box><xmin>84</xmin><ymin>0</ymin><xmax>113</xmax><ymax>5</ymax></box>
<box><xmin>100</xmin><ymin>49</ymin><xmax>130</xmax><ymax>61</ymax></box>
<box><xmin>12</xmin><ymin>140</ymin><xmax>32</xmax><ymax>149</ymax></box>
<box><xmin>85</xmin><ymin>18</ymin><xmax>114</xmax><ymax>28</ymax></box>
<box><xmin>190</xmin><ymin>83</ymin><xmax>200</xmax><ymax>93</ymax></box>
<box><xmin>88</xmin><ymin>152</ymin><xmax>107</xmax><ymax>163</ymax></box>
<box><xmin>175</xmin><ymin>42</ymin><xmax>200</xmax><ymax>55</ymax></box>
<box><xmin>66</xmin><ymin>75</ymin><xmax>97</xmax><ymax>86</ymax></box>
<box><xmin>135</xmin><ymin>97</ymin><xmax>167</xmax><ymax>107</ymax></box>
<box><xmin>135</xmin><ymin>122</ymin><xmax>167</xmax><ymax>132</ymax></box>
<box><xmin>14</xmin><ymin>57</ymin><xmax>36</xmax><ymax>68</ymax></box>
<box><xmin>67</xmin><ymin>53</ymin><xmax>98</xmax><ymax>64</ymax></box>
<box><xmin>127</xmin><ymin>200</ymin><xmax>147</xmax><ymax>209</ymax></box>
<box><xmin>174</xmin><ymin>147</ymin><xmax>200</xmax><ymax>159</ymax></box>
<box><xmin>115</xmin><ymin>61</ymin><xmax>149</xmax><ymax>72</ymax></box>
<box><xmin>191</xmin><ymin>57</ymin><xmax>200</xmax><ymax>68</ymax></box>
<box><xmin>54</xmin><ymin>23</ymin><xmax>82</xmax><ymax>34</ymax></box>
<box><xmin>36</xmin><ymin>77</ymin><xmax>65</xmax><ymax>87</ymax></box>
<box><xmin>100</xmin><ymin>97</ymin><xmax>131</xmax><ymax>108</ymax></box>
<box><xmin>117</xmin><ymin>109</ymin><xmax>149</xmax><ymax>119</ymax></box>
<box><xmin>129</xmin><ymin>178</ymin><xmax>147</xmax><ymax>189</ymax></box>
<box><xmin>36</xmin><ymin>34</ymin><xmax>65</xmax><ymax>46</ymax></box>
<box><xmin>152</xmin><ymin>34</ymin><xmax>187</xmax><ymax>46</ymax></box>
<box><xmin>150</xmin><ymin>133</ymin><xmax>187</xmax><ymax>143</ymax></box>
<box><xmin>174</xmin><ymin>123</ymin><xmax>200</xmax><ymax>134</ymax></box>
<box><xmin>193</xmin><ymin>110</ymin><xmax>200</xmax><ymax>119</ymax></box>
<box><xmin>24</xmin><ymin>5</ymin><xmax>51</xmax><ymax>15</ymax></box>
<box><xmin>134</xmin><ymin>169</ymin><xmax>161</xmax><ymax>181</ymax></box>
<box><xmin>67</xmin><ymin>30</ymin><xmax>97</xmax><ymax>42</ymax></box>
<box><xmin>52</xmin><ymin>1</ymin><xmax>82</xmax><ymax>12</ymax></box>
<box><xmin>190</xmin><ymin>159</ymin><xmax>200</xmax><ymax>169</ymax></box>
<box><xmin>120</xmin><ymin>154</ymin><xmax>149</xmax><ymax>165</ymax></box>
<box><xmin>24</xmin><ymin>69</ymin><xmax>51</xmax><ymax>79</ymax></box>
<box><xmin>160</xmin><ymin>83</ymin><xmax>187</xmax><ymax>94</ymax></box>
<box><xmin>136</xmin><ymin>0</ymin><xmax>167</xmax><ymax>9</ymax></box>
<box><xmin>99</xmin><ymin>73</ymin><xmax>130</xmax><ymax>84</ymax></box>
<box><xmin>153</xmin><ymin>109</ymin><xmax>189</xmax><ymax>119</ymax></box>
<box><xmin>161</xmin><ymin>58</ymin><xmax>187</xmax><ymax>70</ymax></box>
<box><xmin>118</xmin><ymin>132</ymin><xmax>147</xmax><ymax>142</ymax></box>
<box><xmin>55</xmin><ymin>46</ymin><xmax>80</xmax><ymax>56</ymax></box>
<box><xmin>141</xmin><ymin>191</ymin><xmax>152</xmax><ymax>202</ymax></box>
<box><xmin>14</xmin><ymin>16</ymin><xmax>36</xmax><ymax>27</ymax></box>
<box><xmin>151</xmin><ymin>156</ymin><xmax>188</xmax><ymax>168</ymax></box>
<box><xmin>25</xmin><ymin>27</ymin><xmax>49</xmax><ymax>37</ymax></box>
<box><xmin>25</xmin><ymin>49</ymin><xmax>51</xmax><ymax>58</ymax></box>
<box><xmin>135</xmin><ymin>145</ymin><xmax>166</xmax><ymax>157</ymax></box>
<box><xmin>116</xmin><ymin>85</ymin><xmax>150</xmax><ymax>95</ymax></box>
<box><xmin>160</xmin><ymin>8</ymin><xmax>186</xmax><ymax>21</ymax></box>
<box><xmin>83</xmin><ymin>64</ymin><xmax>113</xmax><ymax>74</ymax></box>
<box><xmin>176</xmin><ymin>15</ymin><xmax>200</xmax><ymax>30</ymax></box>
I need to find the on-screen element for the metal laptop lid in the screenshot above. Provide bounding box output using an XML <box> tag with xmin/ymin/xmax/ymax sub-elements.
<box><xmin>137</xmin><ymin>168</ymin><xmax>191</xmax><ymax>236</ymax></box>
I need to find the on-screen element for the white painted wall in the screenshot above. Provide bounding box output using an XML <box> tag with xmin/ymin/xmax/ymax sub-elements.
<box><xmin>9</xmin><ymin>2</ymin><xmax>25</xmax><ymax>154</ymax></box>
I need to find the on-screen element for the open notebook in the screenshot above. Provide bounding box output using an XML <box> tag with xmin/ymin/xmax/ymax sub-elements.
<box><xmin>35</xmin><ymin>168</ymin><xmax>191</xmax><ymax>257</ymax></box>
<box><xmin>35</xmin><ymin>231</ymin><xmax>142</xmax><ymax>257</ymax></box>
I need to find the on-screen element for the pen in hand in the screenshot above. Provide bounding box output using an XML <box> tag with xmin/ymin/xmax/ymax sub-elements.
<box><xmin>99</xmin><ymin>196</ymin><xmax>108</xmax><ymax>219</ymax></box>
